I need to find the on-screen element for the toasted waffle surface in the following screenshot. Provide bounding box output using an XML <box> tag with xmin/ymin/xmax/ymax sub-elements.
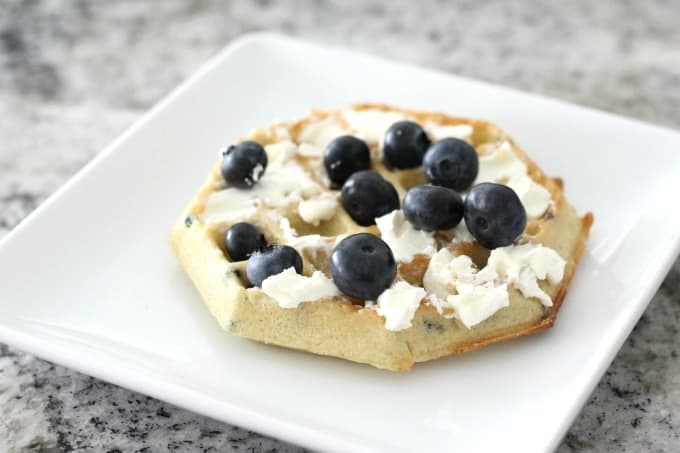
<box><xmin>170</xmin><ymin>104</ymin><xmax>593</xmax><ymax>371</ymax></box>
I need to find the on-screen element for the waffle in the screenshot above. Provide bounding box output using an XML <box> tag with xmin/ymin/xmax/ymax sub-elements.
<box><xmin>170</xmin><ymin>103</ymin><xmax>593</xmax><ymax>371</ymax></box>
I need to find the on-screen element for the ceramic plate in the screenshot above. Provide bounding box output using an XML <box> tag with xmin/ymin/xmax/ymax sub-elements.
<box><xmin>1</xmin><ymin>33</ymin><xmax>679</xmax><ymax>453</ymax></box>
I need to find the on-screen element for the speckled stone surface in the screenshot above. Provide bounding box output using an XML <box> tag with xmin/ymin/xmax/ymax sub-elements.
<box><xmin>0</xmin><ymin>1</ymin><xmax>678</xmax><ymax>451</ymax></box>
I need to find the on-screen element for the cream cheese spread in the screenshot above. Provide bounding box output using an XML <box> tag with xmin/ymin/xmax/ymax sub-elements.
<box><xmin>423</xmin><ymin>249</ymin><xmax>473</xmax><ymax>301</ymax></box>
<box><xmin>475</xmin><ymin>243</ymin><xmax>565</xmax><ymax>307</ymax></box>
<box><xmin>298</xmin><ymin>119</ymin><xmax>347</xmax><ymax>148</ymax></box>
<box><xmin>261</xmin><ymin>267</ymin><xmax>341</xmax><ymax>308</ymax></box>
<box><xmin>475</xmin><ymin>142</ymin><xmax>552</xmax><ymax>218</ymax></box>
<box><xmin>425</xmin><ymin>123</ymin><xmax>473</xmax><ymax>142</ymax></box>
<box><xmin>278</xmin><ymin>217</ymin><xmax>332</xmax><ymax>259</ymax></box>
<box><xmin>264</xmin><ymin>140</ymin><xmax>297</xmax><ymax>163</ymax></box>
<box><xmin>376</xmin><ymin>281</ymin><xmax>427</xmax><ymax>331</ymax></box>
<box><xmin>505</xmin><ymin>176</ymin><xmax>553</xmax><ymax>219</ymax></box>
<box><xmin>375</xmin><ymin>209</ymin><xmax>437</xmax><ymax>262</ymax></box>
<box><xmin>297</xmin><ymin>142</ymin><xmax>324</xmax><ymax>158</ymax></box>
<box><xmin>342</xmin><ymin>109</ymin><xmax>406</xmax><ymax>143</ymax></box>
<box><xmin>424</xmin><ymin>249</ymin><xmax>510</xmax><ymax>328</ymax></box>
<box><xmin>450</xmin><ymin>219</ymin><xmax>476</xmax><ymax>243</ymax></box>
<box><xmin>298</xmin><ymin>193</ymin><xmax>338</xmax><ymax>226</ymax></box>
<box><xmin>476</xmin><ymin>141</ymin><xmax>526</xmax><ymax>183</ymax></box>
<box><xmin>423</xmin><ymin>243</ymin><xmax>565</xmax><ymax>327</ymax></box>
<box><xmin>201</xmin><ymin>142</ymin><xmax>323</xmax><ymax>224</ymax></box>
<box><xmin>444</xmin><ymin>284</ymin><xmax>510</xmax><ymax>328</ymax></box>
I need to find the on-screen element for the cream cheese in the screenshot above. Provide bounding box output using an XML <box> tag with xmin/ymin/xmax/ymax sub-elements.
<box><xmin>423</xmin><ymin>249</ymin><xmax>475</xmax><ymax>301</ymax></box>
<box><xmin>445</xmin><ymin>284</ymin><xmax>510</xmax><ymax>328</ymax></box>
<box><xmin>475</xmin><ymin>142</ymin><xmax>552</xmax><ymax>218</ymax></box>
<box><xmin>298</xmin><ymin>119</ymin><xmax>347</xmax><ymax>148</ymax></box>
<box><xmin>264</xmin><ymin>140</ymin><xmax>297</xmax><ymax>163</ymax></box>
<box><xmin>342</xmin><ymin>109</ymin><xmax>406</xmax><ymax>143</ymax></box>
<box><xmin>297</xmin><ymin>142</ymin><xmax>324</xmax><ymax>158</ymax></box>
<box><xmin>426</xmin><ymin>123</ymin><xmax>474</xmax><ymax>142</ymax></box>
<box><xmin>298</xmin><ymin>193</ymin><xmax>338</xmax><ymax>226</ymax></box>
<box><xmin>376</xmin><ymin>281</ymin><xmax>427</xmax><ymax>331</ymax></box>
<box><xmin>451</xmin><ymin>220</ymin><xmax>475</xmax><ymax>243</ymax></box>
<box><xmin>476</xmin><ymin>141</ymin><xmax>527</xmax><ymax>183</ymax></box>
<box><xmin>423</xmin><ymin>250</ymin><xmax>509</xmax><ymax>328</ymax></box>
<box><xmin>476</xmin><ymin>243</ymin><xmax>565</xmax><ymax>307</ymax></box>
<box><xmin>506</xmin><ymin>176</ymin><xmax>552</xmax><ymax>219</ymax></box>
<box><xmin>201</xmin><ymin>141</ymin><xmax>323</xmax><ymax>224</ymax></box>
<box><xmin>423</xmin><ymin>243</ymin><xmax>565</xmax><ymax>327</ymax></box>
<box><xmin>261</xmin><ymin>267</ymin><xmax>341</xmax><ymax>308</ymax></box>
<box><xmin>375</xmin><ymin>209</ymin><xmax>437</xmax><ymax>262</ymax></box>
<box><xmin>279</xmin><ymin>217</ymin><xmax>332</xmax><ymax>259</ymax></box>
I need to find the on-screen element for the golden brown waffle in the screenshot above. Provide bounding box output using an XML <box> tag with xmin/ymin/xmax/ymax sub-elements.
<box><xmin>170</xmin><ymin>103</ymin><xmax>593</xmax><ymax>371</ymax></box>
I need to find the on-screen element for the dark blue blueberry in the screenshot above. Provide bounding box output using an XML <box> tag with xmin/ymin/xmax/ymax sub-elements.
<box><xmin>423</xmin><ymin>138</ymin><xmax>479</xmax><ymax>191</ymax></box>
<box><xmin>323</xmin><ymin>135</ymin><xmax>371</xmax><ymax>188</ymax></box>
<box><xmin>225</xmin><ymin>222</ymin><xmax>266</xmax><ymax>261</ymax></box>
<box><xmin>464</xmin><ymin>183</ymin><xmax>527</xmax><ymax>249</ymax></box>
<box><xmin>402</xmin><ymin>185</ymin><xmax>464</xmax><ymax>231</ymax></box>
<box><xmin>341</xmin><ymin>170</ymin><xmax>399</xmax><ymax>226</ymax></box>
<box><xmin>330</xmin><ymin>233</ymin><xmax>396</xmax><ymax>300</ymax></box>
<box><xmin>246</xmin><ymin>245</ymin><xmax>303</xmax><ymax>288</ymax></box>
<box><xmin>221</xmin><ymin>141</ymin><xmax>268</xmax><ymax>189</ymax></box>
<box><xmin>383</xmin><ymin>121</ymin><xmax>431</xmax><ymax>169</ymax></box>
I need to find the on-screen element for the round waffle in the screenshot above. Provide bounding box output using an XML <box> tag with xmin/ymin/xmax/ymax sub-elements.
<box><xmin>170</xmin><ymin>103</ymin><xmax>593</xmax><ymax>371</ymax></box>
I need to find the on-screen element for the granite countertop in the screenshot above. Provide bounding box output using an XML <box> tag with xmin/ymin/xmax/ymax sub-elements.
<box><xmin>1</xmin><ymin>1</ymin><xmax>678</xmax><ymax>451</ymax></box>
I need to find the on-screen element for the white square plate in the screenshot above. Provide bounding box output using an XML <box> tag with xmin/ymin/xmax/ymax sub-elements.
<box><xmin>1</xmin><ymin>33</ymin><xmax>679</xmax><ymax>453</ymax></box>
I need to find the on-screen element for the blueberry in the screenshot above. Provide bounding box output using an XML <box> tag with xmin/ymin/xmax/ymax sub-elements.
<box><xmin>423</xmin><ymin>138</ymin><xmax>479</xmax><ymax>191</ymax></box>
<box><xmin>383</xmin><ymin>121</ymin><xmax>431</xmax><ymax>169</ymax></box>
<box><xmin>246</xmin><ymin>245</ymin><xmax>303</xmax><ymax>287</ymax></box>
<box><xmin>221</xmin><ymin>141</ymin><xmax>268</xmax><ymax>189</ymax></box>
<box><xmin>402</xmin><ymin>185</ymin><xmax>463</xmax><ymax>231</ymax></box>
<box><xmin>341</xmin><ymin>170</ymin><xmax>400</xmax><ymax>226</ymax></box>
<box><xmin>330</xmin><ymin>233</ymin><xmax>396</xmax><ymax>300</ymax></box>
<box><xmin>464</xmin><ymin>183</ymin><xmax>527</xmax><ymax>249</ymax></box>
<box><xmin>323</xmin><ymin>135</ymin><xmax>371</xmax><ymax>187</ymax></box>
<box><xmin>225</xmin><ymin>222</ymin><xmax>266</xmax><ymax>261</ymax></box>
